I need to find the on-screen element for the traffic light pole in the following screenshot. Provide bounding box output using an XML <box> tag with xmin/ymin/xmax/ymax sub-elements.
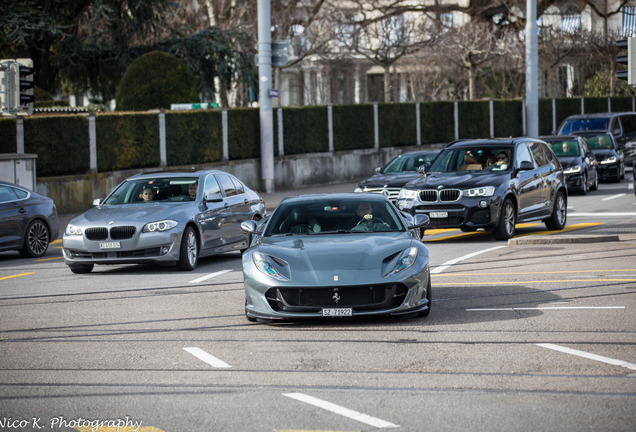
<box><xmin>258</xmin><ymin>0</ymin><xmax>275</xmax><ymax>193</ymax></box>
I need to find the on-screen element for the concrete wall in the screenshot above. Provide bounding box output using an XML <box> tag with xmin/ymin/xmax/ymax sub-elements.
<box><xmin>37</xmin><ymin>144</ymin><xmax>443</xmax><ymax>214</ymax></box>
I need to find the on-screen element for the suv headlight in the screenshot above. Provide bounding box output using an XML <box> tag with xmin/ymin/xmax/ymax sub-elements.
<box><xmin>463</xmin><ymin>186</ymin><xmax>495</xmax><ymax>197</ymax></box>
<box><xmin>563</xmin><ymin>165</ymin><xmax>582</xmax><ymax>174</ymax></box>
<box><xmin>398</xmin><ymin>189</ymin><xmax>418</xmax><ymax>199</ymax></box>
<box><xmin>601</xmin><ymin>156</ymin><xmax>617</xmax><ymax>164</ymax></box>
<box><xmin>142</xmin><ymin>219</ymin><xmax>178</xmax><ymax>233</ymax></box>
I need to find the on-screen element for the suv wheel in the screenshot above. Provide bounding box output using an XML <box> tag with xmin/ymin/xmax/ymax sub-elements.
<box><xmin>493</xmin><ymin>199</ymin><xmax>516</xmax><ymax>240</ymax></box>
<box><xmin>545</xmin><ymin>191</ymin><xmax>567</xmax><ymax>231</ymax></box>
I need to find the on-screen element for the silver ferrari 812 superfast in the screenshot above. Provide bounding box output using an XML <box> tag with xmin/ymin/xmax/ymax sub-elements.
<box><xmin>241</xmin><ymin>193</ymin><xmax>431</xmax><ymax>322</ymax></box>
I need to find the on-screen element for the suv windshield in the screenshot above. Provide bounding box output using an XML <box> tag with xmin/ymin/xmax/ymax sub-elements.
<box><xmin>559</xmin><ymin>118</ymin><xmax>609</xmax><ymax>135</ymax></box>
<box><xmin>103</xmin><ymin>177</ymin><xmax>199</xmax><ymax>204</ymax></box>
<box><xmin>549</xmin><ymin>140</ymin><xmax>581</xmax><ymax>157</ymax></box>
<box><xmin>430</xmin><ymin>146</ymin><xmax>514</xmax><ymax>172</ymax></box>
<box><xmin>581</xmin><ymin>134</ymin><xmax>614</xmax><ymax>150</ymax></box>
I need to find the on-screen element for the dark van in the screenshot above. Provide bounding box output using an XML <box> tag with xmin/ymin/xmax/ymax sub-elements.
<box><xmin>556</xmin><ymin>112</ymin><xmax>636</xmax><ymax>163</ymax></box>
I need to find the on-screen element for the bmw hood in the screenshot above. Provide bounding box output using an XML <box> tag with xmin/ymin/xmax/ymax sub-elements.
<box><xmin>403</xmin><ymin>171</ymin><xmax>508</xmax><ymax>190</ymax></box>
<box><xmin>358</xmin><ymin>172</ymin><xmax>421</xmax><ymax>188</ymax></box>
<box><xmin>69</xmin><ymin>203</ymin><xmax>191</xmax><ymax>226</ymax></box>
<box><xmin>254</xmin><ymin>234</ymin><xmax>421</xmax><ymax>285</ymax></box>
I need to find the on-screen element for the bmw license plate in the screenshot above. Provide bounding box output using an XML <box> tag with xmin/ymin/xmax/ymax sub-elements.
<box><xmin>99</xmin><ymin>242</ymin><xmax>121</xmax><ymax>249</ymax></box>
<box><xmin>322</xmin><ymin>308</ymin><xmax>352</xmax><ymax>317</ymax></box>
<box><xmin>429</xmin><ymin>211</ymin><xmax>448</xmax><ymax>218</ymax></box>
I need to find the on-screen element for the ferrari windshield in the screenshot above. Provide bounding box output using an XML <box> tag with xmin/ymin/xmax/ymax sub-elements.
<box><xmin>429</xmin><ymin>146</ymin><xmax>514</xmax><ymax>172</ymax></box>
<box><xmin>103</xmin><ymin>177</ymin><xmax>199</xmax><ymax>204</ymax></box>
<box><xmin>264</xmin><ymin>198</ymin><xmax>406</xmax><ymax>236</ymax></box>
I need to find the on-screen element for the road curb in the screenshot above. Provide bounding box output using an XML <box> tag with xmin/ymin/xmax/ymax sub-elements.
<box><xmin>508</xmin><ymin>234</ymin><xmax>620</xmax><ymax>245</ymax></box>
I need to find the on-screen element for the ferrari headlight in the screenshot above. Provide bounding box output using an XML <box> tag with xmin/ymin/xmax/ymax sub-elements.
<box><xmin>601</xmin><ymin>156</ymin><xmax>617</xmax><ymax>164</ymax></box>
<box><xmin>142</xmin><ymin>219</ymin><xmax>178</xmax><ymax>233</ymax></box>
<box><xmin>563</xmin><ymin>165</ymin><xmax>582</xmax><ymax>174</ymax></box>
<box><xmin>398</xmin><ymin>189</ymin><xmax>418</xmax><ymax>200</ymax></box>
<box><xmin>253</xmin><ymin>252</ymin><xmax>290</xmax><ymax>281</ymax></box>
<box><xmin>65</xmin><ymin>224</ymin><xmax>83</xmax><ymax>235</ymax></box>
<box><xmin>385</xmin><ymin>247</ymin><xmax>418</xmax><ymax>277</ymax></box>
<box><xmin>463</xmin><ymin>186</ymin><xmax>495</xmax><ymax>197</ymax></box>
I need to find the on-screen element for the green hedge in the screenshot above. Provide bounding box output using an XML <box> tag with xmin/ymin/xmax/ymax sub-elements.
<box><xmin>25</xmin><ymin>115</ymin><xmax>89</xmax><ymax>175</ymax></box>
<box><xmin>378</xmin><ymin>103</ymin><xmax>417</xmax><ymax>147</ymax></box>
<box><xmin>283</xmin><ymin>106</ymin><xmax>329</xmax><ymax>154</ymax></box>
<box><xmin>166</xmin><ymin>110</ymin><xmax>223</xmax><ymax>166</ymax></box>
<box><xmin>2</xmin><ymin>95</ymin><xmax>635</xmax><ymax>178</ymax></box>
<box><xmin>96</xmin><ymin>113</ymin><xmax>159</xmax><ymax>172</ymax></box>
<box><xmin>333</xmin><ymin>104</ymin><xmax>373</xmax><ymax>151</ymax></box>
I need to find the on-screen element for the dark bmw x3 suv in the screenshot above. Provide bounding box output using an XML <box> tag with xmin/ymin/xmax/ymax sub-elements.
<box><xmin>396</xmin><ymin>138</ymin><xmax>568</xmax><ymax>240</ymax></box>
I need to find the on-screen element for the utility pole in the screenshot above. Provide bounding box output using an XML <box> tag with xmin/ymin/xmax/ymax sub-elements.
<box><xmin>258</xmin><ymin>0</ymin><xmax>275</xmax><ymax>193</ymax></box>
<box><xmin>526</xmin><ymin>0</ymin><xmax>539</xmax><ymax>137</ymax></box>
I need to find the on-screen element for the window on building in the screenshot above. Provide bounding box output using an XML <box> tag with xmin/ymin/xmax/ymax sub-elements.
<box><xmin>560</xmin><ymin>6</ymin><xmax>580</xmax><ymax>33</ymax></box>
<box><xmin>622</xmin><ymin>6</ymin><xmax>636</xmax><ymax>36</ymax></box>
<box><xmin>336</xmin><ymin>24</ymin><xmax>355</xmax><ymax>48</ymax></box>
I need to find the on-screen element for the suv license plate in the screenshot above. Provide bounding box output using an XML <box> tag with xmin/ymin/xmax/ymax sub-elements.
<box><xmin>99</xmin><ymin>242</ymin><xmax>121</xmax><ymax>249</ymax></box>
<box><xmin>322</xmin><ymin>308</ymin><xmax>352</xmax><ymax>317</ymax></box>
<box><xmin>429</xmin><ymin>212</ymin><xmax>448</xmax><ymax>218</ymax></box>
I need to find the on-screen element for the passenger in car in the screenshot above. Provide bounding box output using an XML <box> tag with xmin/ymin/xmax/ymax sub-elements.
<box><xmin>492</xmin><ymin>151</ymin><xmax>509</xmax><ymax>170</ymax></box>
<box><xmin>140</xmin><ymin>187</ymin><xmax>155</xmax><ymax>202</ymax></box>
<box><xmin>188</xmin><ymin>182</ymin><xmax>198</xmax><ymax>200</ymax></box>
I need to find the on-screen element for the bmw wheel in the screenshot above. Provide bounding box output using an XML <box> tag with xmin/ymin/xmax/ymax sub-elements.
<box><xmin>177</xmin><ymin>226</ymin><xmax>198</xmax><ymax>271</ymax></box>
<box><xmin>545</xmin><ymin>191</ymin><xmax>567</xmax><ymax>231</ymax></box>
<box><xmin>493</xmin><ymin>199</ymin><xmax>516</xmax><ymax>241</ymax></box>
<box><xmin>19</xmin><ymin>219</ymin><xmax>50</xmax><ymax>258</ymax></box>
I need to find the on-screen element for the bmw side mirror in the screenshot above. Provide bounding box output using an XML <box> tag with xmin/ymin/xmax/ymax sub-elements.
<box><xmin>518</xmin><ymin>161</ymin><xmax>534</xmax><ymax>171</ymax></box>
<box><xmin>374</xmin><ymin>166</ymin><xmax>382</xmax><ymax>174</ymax></box>
<box><xmin>92</xmin><ymin>198</ymin><xmax>102</xmax><ymax>206</ymax></box>
<box><xmin>205</xmin><ymin>192</ymin><xmax>223</xmax><ymax>202</ymax></box>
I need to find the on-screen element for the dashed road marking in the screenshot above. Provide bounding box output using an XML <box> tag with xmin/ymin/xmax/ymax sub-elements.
<box><xmin>283</xmin><ymin>393</ymin><xmax>399</xmax><ymax>429</ymax></box>
<box><xmin>537</xmin><ymin>343</ymin><xmax>636</xmax><ymax>371</ymax></box>
<box><xmin>431</xmin><ymin>246</ymin><xmax>506</xmax><ymax>274</ymax></box>
<box><xmin>183</xmin><ymin>347</ymin><xmax>231</xmax><ymax>368</ymax></box>
<box><xmin>188</xmin><ymin>269</ymin><xmax>232</xmax><ymax>284</ymax></box>
<box><xmin>0</xmin><ymin>272</ymin><xmax>34</xmax><ymax>281</ymax></box>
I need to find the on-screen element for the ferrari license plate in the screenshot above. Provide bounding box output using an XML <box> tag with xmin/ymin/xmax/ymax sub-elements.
<box><xmin>322</xmin><ymin>308</ymin><xmax>352</xmax><ymax>317</ymax></box>
<box><xmin>99</xmin><ymin>241</ymin><xmax>121</xmax><ymax>249</ymax></box>
<box><xmin>429</xmin><ymin>211</ymin><xmax>448</xmax><ymax>218</ymax></box>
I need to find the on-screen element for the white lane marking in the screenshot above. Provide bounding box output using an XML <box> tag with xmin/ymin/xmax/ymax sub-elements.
<box><xmin>189</xmin><ymin>269</ymin><xmax>232</xmax><ymax>284</ymax></box>
<box><xmin>431</xmin><ymin>246</ymin><xmax>506</xmax><ymax>274</ymax></box>
<box><xmin>183</xmin><ymin>347</ymin><xmax>232</xmax><ymax>368</ymax></box>
<box><xmin>283</xmin><ymin>392</ymin><xmax>399</xmax><ymax>429</ymax></box>
<box><xmin>601</xmin><ymin>193</ymin><xmax>626</xmax><ymax>201</ymax></box>
<box><xmin>537</xmin><ymin>343</ymin><xmax>636</xmax><ymax>371</ymax></box>
<box><xmin>569</xmin><ymin>212</ymin><xmax>636</xmax><ymax>217</ymax></box>
<box><xmin>468</xmin><ymin>306</ymin><xmax>625</xmax><ymax>311</ymax></box>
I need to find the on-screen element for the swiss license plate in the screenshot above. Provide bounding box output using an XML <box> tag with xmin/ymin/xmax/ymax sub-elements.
<box><xmin>322</xmin><ymin>308</ymin><xmax>352</xmax><ymax>317</ymax></box>
<box><xmin>99</xmin><ymin>241</ymin><xmax>121</xmax><ymax>249</ymax></box>
<box><xmin>429</xmin><ymin>211</ymin><xmax>448</xmax><ymax>218</ymax></box>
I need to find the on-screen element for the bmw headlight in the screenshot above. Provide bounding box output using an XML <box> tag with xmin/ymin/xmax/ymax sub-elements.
<box><xmin>354</xmin><ymin>187</ymin><xmax>363</xmax><ymax>193</ymax></box>
<box><xmin>601</xmin><ymin>156</ymin><xmax>617</xmax><ymax>164</ymax></box>
<box><xmin>398</xmin><ymin>189</ymin><xmax>418</xmax><ymax>200</ymax></box>
<box><xmin>65</xmin><ymin>224</ymin><xmax>83</xmax><ymax>235</ymax></box>
<box><xmin>463</xmin><ymin>186</ymin><xmax>495</xmax><ymax>197</ymax></box>
<box><xmin>253</xmin><ymin>252</ymin><xmax>290</xmax><ymax>281</ymax></box>
<box><xmin>142</xmin><ymin>219</ymin><xmax>178</xmax><ymax>233</ymax></box>
<box><xmin>563</xmin><ymin>165</ymin><xmax>582</xmax><ymax>174</ymax></box>
<box><xmin>385</xmin><ymin>247</ymin><xmax>418</xmax><ymax>277</ymax></box>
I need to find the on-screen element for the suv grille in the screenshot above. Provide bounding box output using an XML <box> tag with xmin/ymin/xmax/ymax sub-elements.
<box><xmin>419</xmin><ymin>189</ymin><xmax>461</xmax><ymax>203</ymax></box>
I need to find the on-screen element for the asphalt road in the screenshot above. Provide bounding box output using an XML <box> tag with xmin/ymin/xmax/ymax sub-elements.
<box><xmin>1</xmin><ymin>173</ymin><xmax>635</xmax><ymax>432</ymax></box>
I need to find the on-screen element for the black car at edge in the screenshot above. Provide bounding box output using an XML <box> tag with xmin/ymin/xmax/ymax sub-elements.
<box><xmin>396</xmin><ymin>138</ymin><xmax>568</xmax><ymax>240</ymax></box>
